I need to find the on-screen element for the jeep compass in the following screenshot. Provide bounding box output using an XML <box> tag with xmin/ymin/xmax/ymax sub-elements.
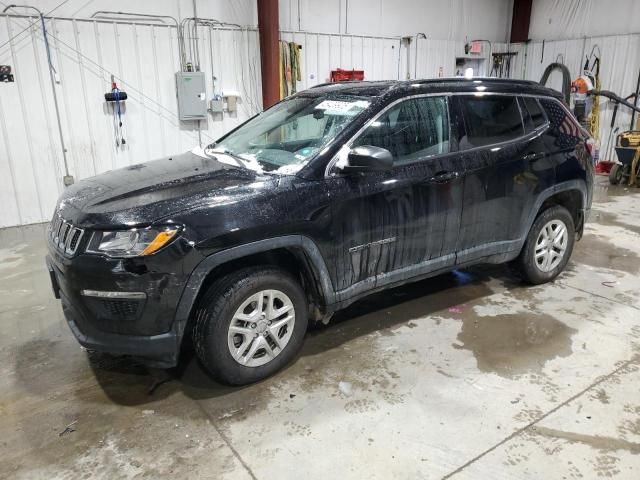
<box><xmin>46</xmin><ymin>78</ymin><xmax>593</xmax><ymax>385</ymax></box>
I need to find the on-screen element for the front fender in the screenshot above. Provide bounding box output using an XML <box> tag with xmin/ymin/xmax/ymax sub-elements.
<box><xmin>171</xmin><ymin>235</ymin><xmax>335</xmax><ymax>344</ymax></box>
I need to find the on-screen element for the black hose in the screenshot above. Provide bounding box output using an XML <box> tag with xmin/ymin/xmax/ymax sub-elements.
<box><xmin>610</xmin><ymin>93</ymin><xmax>638</xmax><ymax>128</ymax></box>
<box><xmin>631</xmin><ymin>68</ymin><xmax>640</xmax><ymax>129</ymax></box>
<box><xmin>588</xmin><ymin>90</ymin><xmax>640</xmax><ymax>115</ymax></box>
<box><xmin>540</xmin><ymin>62</ymin><xmax>571</xmax><ymax>103</ymax></box>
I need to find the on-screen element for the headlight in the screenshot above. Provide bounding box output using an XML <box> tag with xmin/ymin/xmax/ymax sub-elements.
<box><xmin>86</xmin><ymin>226</ymin><xmax>180</xmax><ymax>258</ymax></box>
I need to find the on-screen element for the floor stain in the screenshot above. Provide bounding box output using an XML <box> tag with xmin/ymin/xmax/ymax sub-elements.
<box><xmin>593</xmin><ymin>454</ymin><xmax>622</xmax><ymax>478</ymax></box>
<box><xmin>618</xmin><ymin>416</ymin><xmax>640</xmax><ymax>438</ymax></box>
<box><xmin>592</xmin><ymin>388</ymin><xmax>611</xmax><ymax>405</ymax></box>
<box><xmin>574</xmin><ymin>233</ymin><xmax>639</xmax><ymax>277</ymax></box>
<box><xmin>592</xmin><ymin>209</ymin><xmax>640</xmax><ymax>236</ymax></box>
<box><xmin>534</xmin><ymin>426</ymin><xmax>640</xmax><ymax>455</ymax></box>
<box><xmin>454</xmin><ymin>313</ymin><xmax>577</xmax><ymax>377</ymax></box>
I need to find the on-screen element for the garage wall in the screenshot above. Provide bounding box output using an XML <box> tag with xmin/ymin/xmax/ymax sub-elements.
<box><xmin>279</xmin><ymin>0</ymin><xmax>514</xmax><ymax>41</ymax></box>
<box><xmin>279</xmin><ymin>31</ymin><xmax>403</xmax><ymax>86</ymax></box>
<box><xmin>529</xmin><ymin>0</ymin><xmax>640</xmax><ymax>40</ymax></box>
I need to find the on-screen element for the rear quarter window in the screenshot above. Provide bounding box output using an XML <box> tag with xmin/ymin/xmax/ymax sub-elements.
<box><xmin>460</xmin><ymin>95</ymin><xmax>524</xmax><ymax>148</ymax></box>
<box><xmin>539</xmin><ymin>98</ymin><xmax>588</xmax><ymax>145</ymax></box>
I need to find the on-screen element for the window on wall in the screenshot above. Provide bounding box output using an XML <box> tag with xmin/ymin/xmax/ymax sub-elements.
<box><xmin>460</xmin><ymin>95</ymin><xmax>524</xmax><ymax>148</ymax></box>
<box><xmin>352</xmin><ymin>96</ymin><xmax>450</xmax><ymax>165</ymax></box>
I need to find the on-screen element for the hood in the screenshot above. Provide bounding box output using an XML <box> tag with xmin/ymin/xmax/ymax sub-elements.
<box><xmin>56</xmin><ymin>149</ymin><xmax>275</xmax><ymax>228</ymax></box>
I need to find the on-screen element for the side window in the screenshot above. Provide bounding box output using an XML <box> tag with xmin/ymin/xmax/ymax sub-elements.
<box><xmin>460</xmin><ymin>95</ymin><xmax>524</xmax><ymax>148</ymax></box>
<box><xmin>352</xmin><ymin>96</ymin><xmax>450</xmax><ymax>165</ymax></box>
<box><xmin>521</xmin><ymin>97</ymin><xmax>546</xmax><ymax>131</ymax></box>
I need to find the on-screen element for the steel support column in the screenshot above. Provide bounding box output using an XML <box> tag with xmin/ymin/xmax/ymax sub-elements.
<box><xmin>257</xmin><ymin>0</ymin><xmax>279</xmax><ymax>109</ymax></box>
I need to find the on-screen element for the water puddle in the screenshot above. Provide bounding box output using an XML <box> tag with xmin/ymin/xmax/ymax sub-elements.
<box><xmin>455</xmin><ymin>313</ymin><xmax>576</xmax><ymax>377</ymax></box>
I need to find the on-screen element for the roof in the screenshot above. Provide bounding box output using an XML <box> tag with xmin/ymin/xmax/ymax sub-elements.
<box><xmin>301</xmin><ymin>77</ymin><xmax>562</xmax><ymax>100</ymax></box>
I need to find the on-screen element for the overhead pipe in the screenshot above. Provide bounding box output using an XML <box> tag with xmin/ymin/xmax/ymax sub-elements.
<box><xmin>257</xmin><ymin>0</ymin><xmax>279</xmax><ymax>109</ymax></box>
<box><xmin>414</xmin><ymin>33</ymin><xmax>426</xmax><ymax>79</ymax></box>
<box><xmin>3</xmin><ymin>4</ymin><xmax>71</xmax><ymax>182</ymax></box>
<box><xmin>90</xmin><ymin>11</ymin><xmax>181</xmax><ymax>65</ymax></box>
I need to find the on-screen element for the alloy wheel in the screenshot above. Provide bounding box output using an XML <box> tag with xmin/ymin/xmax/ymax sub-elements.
<box><xmin>227</xmin><ymin>289</ymin><xmax>295</xmax><ymax>367</ymax></box>
<box><xmin>534</xmin><ymin>219</ymin><xmax>568</xmax><ymax>272</ymax></box>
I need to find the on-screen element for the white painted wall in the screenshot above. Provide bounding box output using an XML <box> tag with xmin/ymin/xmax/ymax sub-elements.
<box><xmin>529</xmin><ymin>0</ymin><xmax>640</xmax><ymax>40</ymax></box>
<box><xmin>280</xmin><ymin>0</ymin><xmax>513</xmax><ymax>41</ymax></box>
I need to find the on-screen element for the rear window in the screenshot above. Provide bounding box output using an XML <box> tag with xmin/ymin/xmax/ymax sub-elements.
<box><xmin>460</xmin><ymin>95</ymin><xmax>524</xmax><ymax>148</ymax></box>
<box><xmin>520</xmin><ymin>97</ymin><xmax>546</xmax><ymax>131</ymax></box>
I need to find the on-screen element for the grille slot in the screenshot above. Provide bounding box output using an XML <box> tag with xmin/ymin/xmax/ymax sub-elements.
<box><xmin>68</xmin><ymin>229</ymin><xmax>82</xmax><ymax>251</ymax></box>
<box><xmin>100</xmin><ymin>299</ymin><xmax>141</xmax><ymax>318</ymax></box>
<box><xmin>49</xmin><ymin>211</ymin><xmax>85</xmax><ymax>257</ymax></box>
<box><xmin>83</xmin><ymin>297</ymin><xmax>145</xmax><ymax>324</ymax></box>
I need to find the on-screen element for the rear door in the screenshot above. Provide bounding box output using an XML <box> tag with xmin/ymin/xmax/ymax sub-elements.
<box><xmin>455</xmin><ymin>94</ymin><xmax>554</xmax><ymax>263</ymax></box>
<box><xmin>326</xmin><ymin>95</ymin><xmax>465</xmax><ymax>298</ymax></box>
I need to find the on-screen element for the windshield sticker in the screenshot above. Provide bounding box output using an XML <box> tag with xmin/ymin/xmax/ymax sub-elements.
<box><xmin>315</xmin><ymin>100</ymin><xmax>369</xmax><ymax>116</ymax></box>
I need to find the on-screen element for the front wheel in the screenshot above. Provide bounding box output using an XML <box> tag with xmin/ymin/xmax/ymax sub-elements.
<box><xmin>192</xmin><ymin>266</ymin><xmax>308</xmax><ymax>385</ymax></box>
<box><xmin>515</xmin><ymin>205</ymin><xmax>575</xmax><ymax>285</ymax></box>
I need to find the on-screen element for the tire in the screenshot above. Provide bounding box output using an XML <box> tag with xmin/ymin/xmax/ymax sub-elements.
<box><xmin>515</xmin><ymin>205</ymin><xmax>575</xmax><ymax>285</ymax></box>
<box><xmin>609</xmin><ymin>163</ymin><xmax>623</xmax><ymax>185</ymax></box>
<box><xmin>192</xmin><ymin>266</ymin><xmax>308</xmax><ymax>385</ymax></box>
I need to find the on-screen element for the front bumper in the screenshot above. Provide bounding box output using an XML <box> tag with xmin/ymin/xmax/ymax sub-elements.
<box><xmin>46</xmin><ymin>238</ymin><xmax>196</xmax><ymax>367</ymax></box>
<box><xmin>60</xmin><ymin>287</ymin><xmax>179</xmax><ymax>368</ymax></box>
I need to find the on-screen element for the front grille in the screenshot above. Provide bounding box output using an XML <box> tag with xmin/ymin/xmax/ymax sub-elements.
<box><xmin>49</xmin><ymin>211</ymin><xmax>85</xmax><ymax>257</ymax></box>
<box><xmin>82</xmin><ymin>297</ymin><xmax>145</xmax><ymax>327</ymax></box>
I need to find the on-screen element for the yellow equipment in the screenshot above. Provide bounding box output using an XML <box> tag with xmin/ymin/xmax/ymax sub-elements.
<box><xmin>610</xmin><ymin>131</ymin><xmax>640</xmax><ymax>186</ymax></box>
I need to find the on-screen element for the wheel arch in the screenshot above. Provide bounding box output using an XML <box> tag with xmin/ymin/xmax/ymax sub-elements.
<box><xmin>526</xmin><ymin>180</ymin><xmax>588</xmax><ymax>238</ymax></box>
<box><xmin>172</xmin><ymin>236</ymin><xmax>335</xmax><ymax>346</ymax></box>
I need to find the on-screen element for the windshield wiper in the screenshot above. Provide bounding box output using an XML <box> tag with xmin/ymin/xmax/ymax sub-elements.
<box><xmin>223</xmin><ymin>149</ymin><xmax>255</xmax><ymax>170</ymax></box>
<box><xmin>204</xmin><ymin>146</ymin><xmax>246</xmax><ymax>169</ymax></box>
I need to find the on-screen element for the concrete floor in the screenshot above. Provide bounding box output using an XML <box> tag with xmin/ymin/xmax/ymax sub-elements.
<box><xmin>1</xmin><ymin>176</ymin><xmax>639</xmax><ymax>479</ymax></box>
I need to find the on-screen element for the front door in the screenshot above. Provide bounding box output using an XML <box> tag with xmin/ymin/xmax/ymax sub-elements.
<box><xmin>325</xmin><ymin>95</ymin><xmax>465</xmax><ymax>301</ymax></box>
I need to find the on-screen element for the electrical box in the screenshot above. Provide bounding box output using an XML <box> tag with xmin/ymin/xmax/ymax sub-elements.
<box><xmin>210</xmin><ymin>98</ymin><xmax>224</xmax><ymax>113</ymax></box>
<box><xmin>224</xmin><ymin>91</ymin><xmax>240</xmax><ymax>113</ymax></box>
<box><xmin>176</xmin><ymin>72</ymin><xmax>207</xmax><ymax>120</ymax></box>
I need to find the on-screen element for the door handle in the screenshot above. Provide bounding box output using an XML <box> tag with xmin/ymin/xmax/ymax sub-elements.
<box><xmin>523</xmin><ymin>152</ymin><xmax>542</xmax><ymax>161</ymax></box>
<box><xmin>427</xmin><ymin>171</ymin><xmax>460</xmax><ymax>184</ymax></box>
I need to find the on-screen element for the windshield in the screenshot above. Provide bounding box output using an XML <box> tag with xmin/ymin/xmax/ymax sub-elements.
<box><xmin>207</xmin><ymin>95</ymin><xmax>371</xmax><ymax>174</ymax></box>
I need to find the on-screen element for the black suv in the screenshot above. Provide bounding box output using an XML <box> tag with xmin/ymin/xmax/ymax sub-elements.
<box><xmin>46</xmin><ymin>78</ymin><xmax>593</xmax><ymax>385</ymax></box>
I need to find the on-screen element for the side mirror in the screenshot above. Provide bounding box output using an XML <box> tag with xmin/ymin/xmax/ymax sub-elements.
<box><xmin>341</xmin><ymin>146</ymin><xmax>393</xmax><ymax>174</ymax></box>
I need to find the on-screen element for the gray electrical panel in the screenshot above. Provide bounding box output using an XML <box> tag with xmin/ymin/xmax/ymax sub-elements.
<box><xmin>176</xmin><ymin>72</ymin><xmax>207</xmax><ymax>120</ymax></box>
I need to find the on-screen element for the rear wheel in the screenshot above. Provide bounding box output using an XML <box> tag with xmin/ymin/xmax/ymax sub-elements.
<box><xmin>192</xmin><ymin>266</ymin><xmax>308</xmax><ymax>385</ymax></box>
<box><xmin>515</xmin><ymin>205</ymin><xmax>575</xmax><ymax>285</ymax></box>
